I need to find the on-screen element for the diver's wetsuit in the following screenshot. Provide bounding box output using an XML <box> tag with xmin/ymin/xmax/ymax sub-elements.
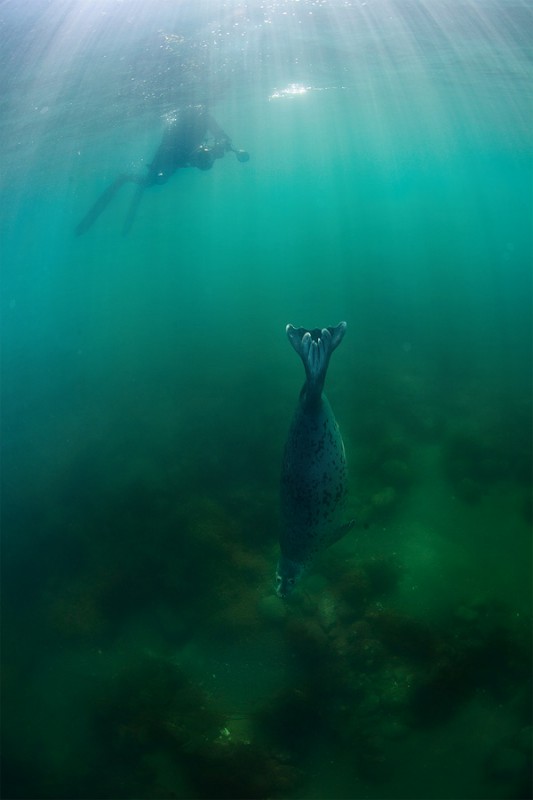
<box><xmin>75</xmin><ymin>105</ymin><xmax>248</xmax><ymax>235</ymax></box>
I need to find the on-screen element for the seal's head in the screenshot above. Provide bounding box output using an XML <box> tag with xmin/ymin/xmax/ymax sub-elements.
<box><xmin>275</xmin><ymin>556</ymin><xmax>304</xmax><ymax>599</ymax></box>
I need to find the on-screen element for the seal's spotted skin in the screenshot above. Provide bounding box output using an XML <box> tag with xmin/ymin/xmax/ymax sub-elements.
<box><xmin>276</xmin><ymin>323</ymin><xmax>353</xmax><ymax>598</ymax></box>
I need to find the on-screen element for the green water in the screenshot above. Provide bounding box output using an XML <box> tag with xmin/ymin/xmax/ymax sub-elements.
<box><xmin>2</xmin><ymin>1</ymin><xmax>532</xmax><ymax>798</ymax></box>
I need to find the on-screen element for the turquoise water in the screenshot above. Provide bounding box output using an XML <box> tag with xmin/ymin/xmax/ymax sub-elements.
<box><xmin>2</xmin><ymin>1</ymin><xmax>532</xmax><ymax>798</ymax></box>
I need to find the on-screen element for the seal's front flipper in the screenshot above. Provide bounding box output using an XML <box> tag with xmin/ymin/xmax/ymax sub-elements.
<box><xmin>286</xmin><ymin>321</ymin><xmax>346</xmax><ymax>400</ymax></box>
<box><xmin>327</xmin><ymin>518</ymin><xmax>356</xmax><ymax>548</ymax></box>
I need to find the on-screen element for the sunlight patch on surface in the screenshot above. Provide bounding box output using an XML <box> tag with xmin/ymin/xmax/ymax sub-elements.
<box><xmin>269</xmin><ymin>82</ymin><xmax>311</xmax><ymax>100</ymax></box>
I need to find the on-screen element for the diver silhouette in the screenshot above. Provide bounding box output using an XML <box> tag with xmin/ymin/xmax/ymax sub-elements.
<box><xmin>75</xmin><ymin>104</ymin><xmax>250</xmax><ymax>236</ymax></box>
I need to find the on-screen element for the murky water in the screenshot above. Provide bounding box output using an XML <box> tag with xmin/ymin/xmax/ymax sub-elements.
<box><xmin>2</xmin><ymin>1</ymin><xmax>531</xmax><ymax>798</ymax></box>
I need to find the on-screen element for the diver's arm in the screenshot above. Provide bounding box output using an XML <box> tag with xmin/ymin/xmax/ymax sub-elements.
<box><xmin>206</xmin><ymin>114</ymin><xmax>232</xmax><ymax>150</ymax></box>
<box><xmin>205</xmin><ymin>114</ymin><xmax>250</xmax><ymax>163</ymax></box>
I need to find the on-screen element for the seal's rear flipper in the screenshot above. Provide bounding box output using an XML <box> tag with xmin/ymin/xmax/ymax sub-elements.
<box><xmin>286</xmin><ymin>321</ymin><xmax>346</xmax><ymax>399</ymax></box>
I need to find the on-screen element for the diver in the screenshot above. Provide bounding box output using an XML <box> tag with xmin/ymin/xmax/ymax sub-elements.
<box><xmin>75</xmin><ymin>104</ymin><xmax>250</xmax><ymax>236</ymax></box>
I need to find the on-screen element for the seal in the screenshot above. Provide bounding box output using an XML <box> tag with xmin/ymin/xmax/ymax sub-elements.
<box><xmin>276</xmin><ymin>322</ymin><xmax>354</xmax><ymax>598</ymax></box>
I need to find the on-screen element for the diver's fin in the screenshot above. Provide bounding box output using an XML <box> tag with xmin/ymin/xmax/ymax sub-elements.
<box><xmin>75</xmin><ymin>175</ymin><xmax>130</xmax><ymax>236</ymax></box>
<box><xmin>122</xmin><ymin>184</ymin><xmax>145</xmax><ymax>236</ymax></box>
<box><xmin>286</xmin><ymin>321</ymin><xmax>346</xmax><ymax>400</ymax></box>
<box><xmin>75</xmin><ymin>174</ymin><xmax>146</xmax><ymax>237</ymax></box>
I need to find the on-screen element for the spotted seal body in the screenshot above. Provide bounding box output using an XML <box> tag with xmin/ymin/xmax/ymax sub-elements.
<box><xmin>276</xmin><ymin>322</ymin><xmax>352</xmax><ymax>598</ymax></box>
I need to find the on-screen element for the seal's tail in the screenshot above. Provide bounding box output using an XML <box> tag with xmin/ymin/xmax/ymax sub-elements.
<box><xmin>286</xmin><ymin>321</ymin><xmax>346</xmax><ymax>401</ymax></box>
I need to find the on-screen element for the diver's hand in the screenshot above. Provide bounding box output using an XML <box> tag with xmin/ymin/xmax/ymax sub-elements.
<box><xmin>212</xmin><ymin>138</ymin><xmax>232</xmax><ymax>159</ymax></box>
<box><xmin>217</xmin><ymin>137</ymin><xmax>232</xmax><ymax>152</ymax></box>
